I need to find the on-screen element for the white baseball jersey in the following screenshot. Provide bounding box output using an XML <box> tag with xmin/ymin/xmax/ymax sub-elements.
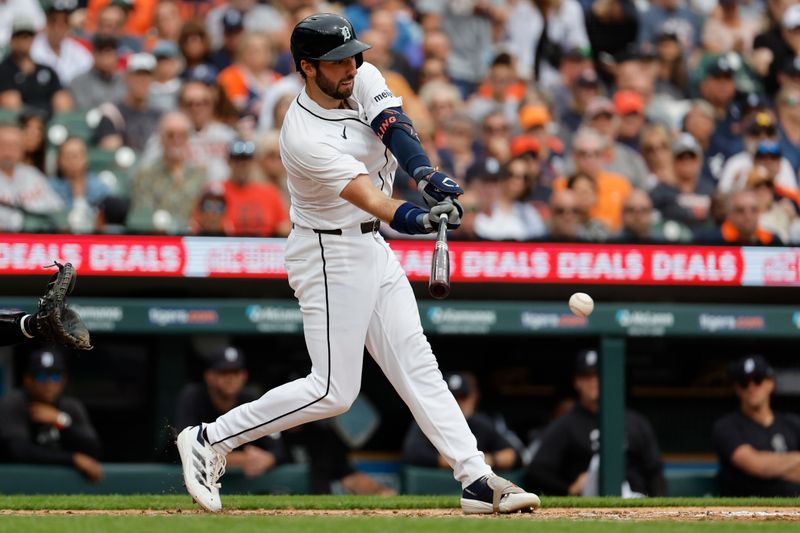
<box><xmin>204</xmin><ymin>61</ymin><xmax>492</xmax><ymax>489</ymax></box>
<box><xmin>280</xmin><ymin>62</ymin><xmax>403</xmax><ymax>230</ymax></box>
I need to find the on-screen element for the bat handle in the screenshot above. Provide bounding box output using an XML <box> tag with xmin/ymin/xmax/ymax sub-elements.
<box><xmin>438</xmin><ymin>212</ymin><xmax>448</xmax><ymax>229</ymax></box>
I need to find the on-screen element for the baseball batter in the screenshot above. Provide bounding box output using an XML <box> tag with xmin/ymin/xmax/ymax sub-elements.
<box><xmin>177</xmin><ymin>13</ymin><xmax>540</xmax><ymax>515</ymax></box>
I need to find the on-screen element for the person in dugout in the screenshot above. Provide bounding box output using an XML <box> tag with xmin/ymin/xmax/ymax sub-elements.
<box><xmin>713</xmin><ymin>355</ymin><xmax>800</xmax><ymax>496</ymax></box>
<box><xmin>526</xmin><ymin>349</ymin><xmax>665</xmax><ymax>497</ymax></box>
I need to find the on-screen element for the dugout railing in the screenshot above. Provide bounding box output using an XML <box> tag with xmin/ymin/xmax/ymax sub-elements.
<box><xmin>1</xmin><ymin>297</ymin><xmax>798</xmax><ymax>495</ymax></box>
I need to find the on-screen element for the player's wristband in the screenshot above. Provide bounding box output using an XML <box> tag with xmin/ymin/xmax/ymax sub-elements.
<box><xmin>412</xmin><ymin>166</ymin><xmax>435</xmax><ymax>182</ymax></box>
<box><xmin>390</xmin><ymin>202</ymin><xmax>428</xmax><ymax>235</ymax></box>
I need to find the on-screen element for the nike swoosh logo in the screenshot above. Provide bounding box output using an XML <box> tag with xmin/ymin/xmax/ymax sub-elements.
<box><xmin>342</xmin><ymin>125</ymin><xmax>347</xmax><ymax>139</ymax></box>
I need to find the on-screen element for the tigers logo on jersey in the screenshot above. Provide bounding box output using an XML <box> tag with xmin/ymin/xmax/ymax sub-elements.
<box><xmin>340</xmin><ymin>26</ymin><xmax>352</xmax><ymax>41</ymax></box>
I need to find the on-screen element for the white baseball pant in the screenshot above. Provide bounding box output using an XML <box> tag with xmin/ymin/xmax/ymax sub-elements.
<box><xmin>204</xmin><ymin>228</ymin><xmax>492</xmax><ymax>486</ymax></box>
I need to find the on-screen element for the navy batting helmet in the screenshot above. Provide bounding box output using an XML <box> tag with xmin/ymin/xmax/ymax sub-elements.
<box><xmin>290</xmin><ymin>13</ymin><xmax>371</xmax><ymax>72</ymax></box>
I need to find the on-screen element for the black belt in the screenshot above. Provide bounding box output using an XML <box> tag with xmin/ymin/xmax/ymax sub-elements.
<box><xmin>295</xmin><ymin>220</ymin><xmax>381</xmax><ymax>235</ymax></box>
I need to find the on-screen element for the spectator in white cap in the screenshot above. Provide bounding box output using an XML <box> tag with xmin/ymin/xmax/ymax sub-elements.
<box><xmin>92</xmin><ymin>52</ymin><xmax>161</xmax><ymax>151</ymax></box>
<box><xmin>0</xmin><ymin>15</ymin><xmax>73</xmax><ymax>116</ymax></box>
<box><xmin>30</xmin><ymin>0</ymin><xmax>93</xmax><ymax>85</ymax></box>
<box><xmin>0</xmin><ymin>0</ymin><xmax>45</xmax><ymax>49</ymax></box>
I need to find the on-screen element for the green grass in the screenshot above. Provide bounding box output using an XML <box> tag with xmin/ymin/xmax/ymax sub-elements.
<box><xmin>0</xmin><ymin>494</ymin><xmax>800</xmax><ymax>510</ymax></box>
<box><xmin>1</xmin><ymin>495</ymin><xmax>798</xmax><ymax>533</ymax></box>
<box><xmin>0</xmin><ymin>494</ymin><xmax>798</xmax><ymax>510</ymax></box>
<box><xmin>0</xmin><ymin>517</ymin><xmax>798</xmax><ymax>533</ymax></box>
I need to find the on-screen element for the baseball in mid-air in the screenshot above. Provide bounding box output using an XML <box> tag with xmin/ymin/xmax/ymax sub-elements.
<box><xmin>569</xmin><ymin>292</ymin><xmax>594</xmax><ymax>317</ymax></box>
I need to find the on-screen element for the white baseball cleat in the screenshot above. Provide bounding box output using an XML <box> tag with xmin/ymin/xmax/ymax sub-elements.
<box><xmin>460</xmin><ymin>474</ymin><xmax>541</xmax><ymax>514</ymax></box>
<box><xmin>176</xmin><ymin>425</ymin><xmax>226</xmax><ymax>512</ymax></box>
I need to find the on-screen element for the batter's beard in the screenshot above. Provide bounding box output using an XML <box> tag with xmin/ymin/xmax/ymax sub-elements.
<box><xmin>316</xmin><ymin>69</ymin><xmax>354</xmax><ymax>100</ymax></box>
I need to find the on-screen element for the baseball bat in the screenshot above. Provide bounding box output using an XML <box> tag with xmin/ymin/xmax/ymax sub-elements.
<box><xmin>429</xmin><ymin>213</ymin><xmax>451</xmax><ymax>299</ymax></box>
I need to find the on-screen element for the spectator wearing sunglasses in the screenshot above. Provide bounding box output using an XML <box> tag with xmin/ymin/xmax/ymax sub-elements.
<box><xmin>712</xmin><ymin>355</ymin><xmax>800</xmax><ymax>496</ymax></box>
<box><xmin>745</xmin><ymin>165</ymin><xmax>798</xmax><ymax>244</ymax></box>
<box><xmin>719</xmin><ymin>114</ymin><xmax>798</xmax><ymax>194</ymax></box>
<box><xmin>546</xmin><ymin>189</ymin><xmax>583</xmax><ymax>242</ymax></box>
<box><xmin>0</xmin><ymin>348</ymin><xmax>102</xmax><ymax>482</ymax></box>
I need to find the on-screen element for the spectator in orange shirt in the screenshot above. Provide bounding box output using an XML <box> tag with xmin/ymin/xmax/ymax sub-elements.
<box><xmin>93</xmin><ymin>1</ymin><xmax>144</xmax><ymax>55</ymax></box>
<box><xmin>142</xmin><ymin>1</ymin><xmax>184</xmax><ymax>52</ymax></box>
<box><xmin>694</xmin><ymin>190</ymin><xmax>782</xmax><ymax>245</ymax></box>
<box><xmin>85</xmin><ymin>0</ymin><xmax>157</xmax><ymax>38</ymax></box>
<box><xmin>217</xmin><ymin>32</ymin><xmax>281</xmax><ymax>119</ymax></box>
<box><xmin>554</xmin><ymin>128</ymin><xmax>632</xmax><ymax>231</ymax></box>
<box><xmin>468</xmin><ymin>52</ymin><xmax>526</xmax><ymax>125</ymax></box>
<box><xmin>518</xmin><ymin>103</ymin><xmax>565</xmax><ymax>187</ymax></box>
<box><xmin>223</xmin><ymin>139</ymin><xmax>290</xmax><ymax>237</ymax></box>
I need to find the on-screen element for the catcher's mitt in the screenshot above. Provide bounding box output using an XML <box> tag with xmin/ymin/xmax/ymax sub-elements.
<box><xmin>31</xmin><ymin>262</ymin><xmax>93</xmax><ymax>350</ymax></box>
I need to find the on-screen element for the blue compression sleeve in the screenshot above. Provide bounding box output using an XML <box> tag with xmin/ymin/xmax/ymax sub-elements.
<box><xmin>370</xmin><ymin>107</ymin><xmax>432</xmax><ymax>181</ymax></box>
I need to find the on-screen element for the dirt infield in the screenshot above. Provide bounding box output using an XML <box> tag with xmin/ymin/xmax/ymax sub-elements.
<box><xmin>2</xmin><ymin>507</ymin><xmax>799</xmax><ymax>521</ymax></box>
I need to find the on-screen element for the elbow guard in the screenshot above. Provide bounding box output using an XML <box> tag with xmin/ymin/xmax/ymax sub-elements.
<box><xmin>371</xmin><ymin>107</ymin><xmax>432</xmax><ymax>179</ymax></box>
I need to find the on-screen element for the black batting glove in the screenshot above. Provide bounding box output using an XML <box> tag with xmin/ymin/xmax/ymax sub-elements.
<box><xmin>414</xmin><ymin>167</ymin><xmax>464</xmax><ymax>208</ymax></box>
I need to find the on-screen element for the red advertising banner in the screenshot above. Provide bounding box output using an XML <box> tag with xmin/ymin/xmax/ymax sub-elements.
<box><xmin>0</xmin><ymin>234</ymin><xmax>784</xmax><ymax>286</ymax></box>
<box><xmin>389</xmin><ymin>241</ymin><xmax>744</xmax><ymax>284</ymax></box>
<box><xmin>0</xmin><ymin>234</ymin><xmax>185</xmax><ymax>276</ymax></box>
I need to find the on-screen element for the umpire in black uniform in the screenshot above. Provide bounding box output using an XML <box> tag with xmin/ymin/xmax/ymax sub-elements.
<box><xmin>526</xmin><ymin>349</ymin><xmax>665</xmax><ymax>496</ymax></box>
<box><xmin>712</xmin><ymin>355</ymin><xmax>800</xmax><ymax>496</ymax></box>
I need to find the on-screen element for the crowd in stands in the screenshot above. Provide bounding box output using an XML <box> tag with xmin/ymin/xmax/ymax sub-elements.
<box><xmin>2</xmin><ymin>0</ymin><xmax>800</xmax><ymax>245</ymax></box>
